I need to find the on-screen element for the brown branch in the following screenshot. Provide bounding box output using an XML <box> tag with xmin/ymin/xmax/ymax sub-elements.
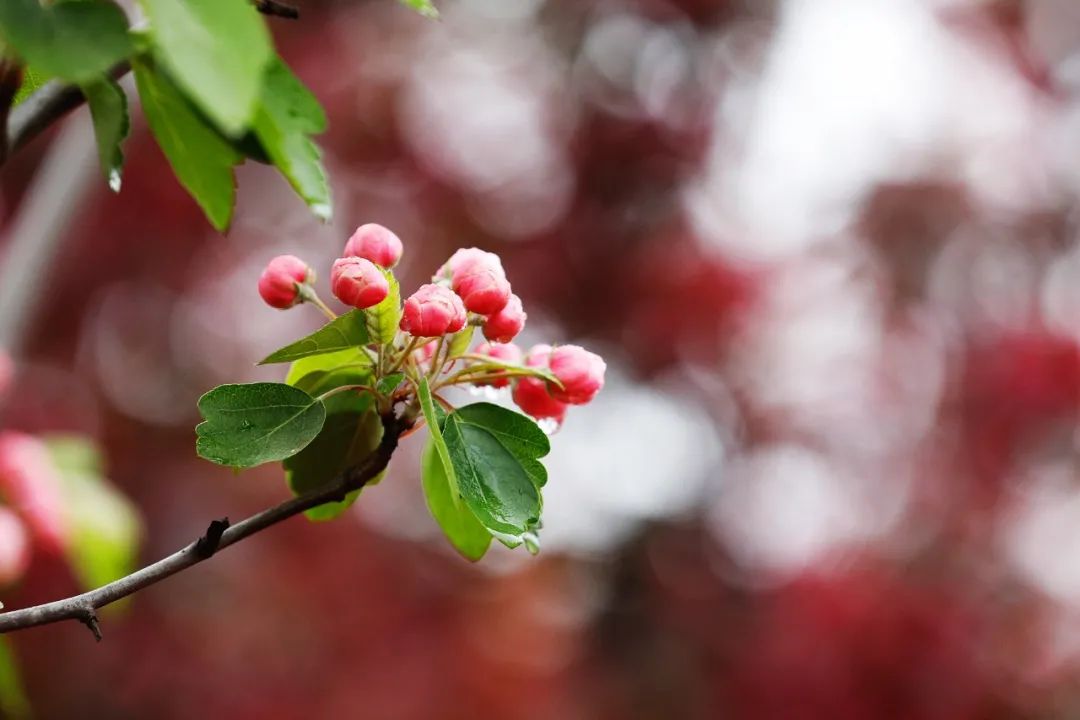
<box><xmin>0</xmin><ymin>413</ymin><xmax>408</xmax><ymax>639</ymax></box>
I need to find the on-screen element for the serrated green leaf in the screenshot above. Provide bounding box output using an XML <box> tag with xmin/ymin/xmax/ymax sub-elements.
<box><xmin>196</xmin><ymin>383</ymin><xmax>326</xmax><ymax>468</ymax></box>
<box><xmin>0</xmin><ymin>638</ymin><xmax>29</xmax><ymax>720</ymax></box>
<box><xmin>418</xmin><ymin>377</ymin><xmax>457</xmax><ymax>501</ymax></box>
<box><xmin>442</xmin><ymin>402</ymin><xmax>547</xmax><ymax>535</ymax></box>
<box><xmin>251</xmin><ymin>57</ymin><xmax>331</xmax><ymax>220</ymax></box>
<box><xmin>133</xmin><ymin>58</ymin><xmax>241</xmax><ymax>231</ymax></box>
<box><xmin>43</xmin><ymin>435</ymin><xmax>141</xmax><ymax>592</ymax></box>
<box><xmin>284</xmin><ymin>404</ymin><xmax>381</xmax><ymax>521</ymax></box>
<box><xmin>364</xmin><ymin>270</ymin><xmax>401</xmax><ymax>345</ymax></box>
<box><xmin>421</xmin><ymin>439</ymin><xmax>490</xmax><ymax>561</ymax></box>
<box><xmin>398</xmin><ymin>0</ymin><xmax>439</xmax><ymax>18</ymax></box>
<box><xmin>137</xmin><ymin>0</ymin><xmax>271</xmax><ymax>136</ymax></box>
<box><xmin>81</xmin><ymin>78</ymin><xmax>129</xmax><ymax>191</ymax></box>
<box><xmin>259</xmin><ymin>311</ymin><xmax>368</xmax><ymax>365</ymax></box>
<box><xmin>0</xmin><ymin>0</ymin><xmax>132</xmax><ymax>84</ymax></box>
<box><xmin>376</xmin><ymin>373</ymin><xmax>405</xmax><ymax>396</ymax></box>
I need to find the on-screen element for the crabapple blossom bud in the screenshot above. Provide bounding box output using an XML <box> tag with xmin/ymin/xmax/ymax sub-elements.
<box><xmin>343</xmin><ymin>223</ymin><xmax>403</xmax><ymax>269</ymax></box>
<box><xmin>513</xmin><ymin>378</ymin><xmax>567</xmax><ymax>424</ymax></box>
<box><xmin>453</xmin><ymin>261</ymin><xmax>511</xmax><ymax>316</ymax></box>
<box><xmin>475</xmin><ymin>341</ymin><xmax>523</xmax><ymax>388</ymax></box>
<box><xmin>258</xmin><ymin>255</ymin><xmax>313</xmax><ymax>309</ymax></box>
<box><xmin>414</xmin><ymin>340</ymin><xmax>439</xmax><ymax>367</ymax></box>
<box><xmin>331</xmin><ymin>257</ymin><xmax>389</xmax><ymax>309</ymax></box>
<box><xmin>482</xmin><ymin>293</ymin><xmax>526</xmax><ymax>343</ymax></box>
<box><xmin>0</xmin><ymin>506</ymin><xmax>29</xmax><ymax>586</ymax></box>
<box><xmin>400</xmin><ymin>284</ymin><xmax>467</xmax><ymax>337</ymax></box>
<box><xmin>0</xmin><ymin>432</ymin><xmax>68</xmax><ymax>553</ymax></box>
<box><xmin>436</xmin><ymin>247</ymin><xmax>503</xmax><ymax>281</ymax></box>
<box><xmin>547</xmin><ymin>345</ymin><xmax>606</xmax><ymax>405</ymax></box>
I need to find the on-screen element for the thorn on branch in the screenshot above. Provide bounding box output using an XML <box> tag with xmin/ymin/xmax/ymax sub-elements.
<box><xmin>78</xmin><ymin>607</ymin><xmax>102</xmax><ymax>642</ymax></box>
<box><xmin>254</xmin><ymin>0</ymin><xmax>300</xmax><ymax>19</ymax></box>
<box><xmin>195</xmin><ymin>518</ymin><xmax>230</xmax><ymax>559</ymax></box>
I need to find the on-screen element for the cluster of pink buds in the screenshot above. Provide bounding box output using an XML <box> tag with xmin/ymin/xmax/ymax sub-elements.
<box><xmin>258</xmin><ymin>223</ymin><xmax>605</xmax><ymax>429</ymax></box>
<box><xmin>0</xmin><ymin>432</ymin><xmax>69</xmax><ymax>585</ymax></box>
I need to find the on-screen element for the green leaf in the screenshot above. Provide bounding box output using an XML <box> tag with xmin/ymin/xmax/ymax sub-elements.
<box><xmin>442</xmin><ymin>402</ymin><xmax>548</xmax><ymax>534</ymax></box>
<box><xmin>259</xmin><ymin>311</ymin><xmax>368</xmax><ymax>365</ymax></box>
<box><xmin>0</xmin><ymin>638</ymin><xmax>29</xmax><ymax>720</ymax></box>
<box><xmin>398</xmin><ymin>0</ymin><xmax>439</xmax><ymax>18</ymax></box>
<box><xmin>0</xmin><ymin>0</ymin><xmax>132</xmax><ymax>84</ymax></box>
<box><xmin>251</xmin><ymin>57</ymin><xmax>331</xmax><ymax>221</ymax></box>
<box><xmin>364</xmin><ymin>270</ymin><xmax>401</xmax><ymax>345</ymax></box>
<box><xmin>12</xmin><ymin>65</ymin><xmax>48</xmax><ymax>106</ymax></box>
<box><xmin>418</xmin><ymin>377</ymin><xmax>457</xmax><ymax>501</ymax></box>
<box><xmin>285</xmin><ymin>347</ymin><xmax>372</xmax><ymax>386</ymax></box>
<box><xmin>447</xmin><ymin>325</ymin><xmax>474</xmax><ymax>359</ymax></box>
<box><xmin>137</xmin><ymin>0</ymin><xmax>271</xmax><ymax>136</ymax></box>
<box><xmin>44</xmin><ymin>435</ymin><xmax>141</xmax><ymax>592</ymax></box>
<box><xmin>196</xmin><ymin>383</ymin><xmax>326</xmax><ymax>468</ymax></box>
<box><xmin>81</xmin><ymin>78</ymin><xmax>129</xmax><ymax>192</ymax></box>
<box><xmin>376</xmin><ymin>373</ymin><xmax>405</xmax><ymax>396</ymax></box>
<box><xmin>284</xmin><ymin>404</ymin><xmax>381</xmax><ymax>521</ymax></box>
<box><xmin>421</xmin><ymin>439</ymin><xmax>491</xmax><ymax>560</ymax></box>
<box><xmin>133</xmin><ymin>58</ymin><xmax>242</xmax><ymax>231</ymax></box>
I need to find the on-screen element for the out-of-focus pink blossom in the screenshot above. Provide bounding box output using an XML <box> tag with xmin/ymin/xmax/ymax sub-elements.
<box><xmin>258</xmin><ymin>255</ymin><xmax>312</xmax><ymax>309</ymax></box>
<box><xmin>0</xmin><ymin>506</ymin><xmax>29</xmax><ymax>586</ymax></box>
<box><xmin>343</xmin><ymin>223</ymin><xmax>403</xmax><ymax>269</ymax></box>
<box><xmin>0</xmin><ymin>432</ymin><xmax>68</xmax><ymax>553</ymax></box>
<box><xmin>331</xmin><ymin>257</ymin><xmax>389</xmax><ymax>309</ymax></box>
<box><xmin>482</xmin><ymin>293</ymin><xmax>526</xmax><ymax>343</ymax></box>
<box><xmin>400</xmin><ymin>284</ymin><xmax>467</xmax><ymax>337</ymax></box>
<box><xmin>547</xmin><ymin>345</ymin><xmax>605</xmax><ymax>405</ymax></box>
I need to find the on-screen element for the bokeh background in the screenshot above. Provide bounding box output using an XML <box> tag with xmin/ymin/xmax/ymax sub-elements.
<box><xmin>6</xmin><ymin>0</ymin><xmax>1080</xmax><ymax>716</ymax></box>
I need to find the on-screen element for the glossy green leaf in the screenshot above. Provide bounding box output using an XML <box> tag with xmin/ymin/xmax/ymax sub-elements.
<box><xmin>259</xmin><ymin>311</ymin><xmax>368</xmax><ymax>365</ymax></box>
<box><xmin>365</xmin><ymin>270</ymin><xmax>401</xmax><ymax>345</ymax></box>
<box><xmin>376</xmin><ymin>373</ymin><xmax>405</xmax><ymax>396</ymax></box>
<box><xmin>133</xmin><ymin>58</ymin><xmax>241</xmax><ymax>231</ymax></box>
<box><xmin>442</xmin><ymin>402</ymin><xmax>548</xmax><ymax>534</ymax></box>
<box><xmin>398</xmin><ymin>0</ymin><xmax>439</xmax><ymax>18</ymax></box>
<box><xmin>0</xmin><ymin>0</ymin><xmax>132</xmax><ymax>83</ymax></box>
<box><xmin>0</xmin><ymin>638</ymin><xmax>29</xmax><ymax>720</ymax></box>
<box><xmin>421</xmin><ymin>439</ymin><xmax>491</xmax><ymax>561</ymax></box>
<box><xmin>418</xmin><ymin>378</ymin><xmax>457</xmax><ymax>501</ymax></box>
<box><xmin>196</xmin><ymin>383</ymin><xmax>326</xmax><ymax>468</ymax></box>
<box><xmin>284</xmin><ymin>403</ymin><xmax>381</xmax><ymax>521</ymax></box>
<box><xmin>81</xmin><ymin>78</ymin><xmax>129</xmax><ymax>191</ymax></box>
<box><xmin>285</xmin><ymin>348</ymin><xmax>372</xmax><ymax>386</ymax></box>
<box><xmin>251</xmin><ymin>57</ymin><xmax>331</xmax><ymax>220</ymax></box>
<box><xmin>137</xmin><ymin>0</ymin><xmax>271</xmax><ymax>136</ymax></box>
<box><xmin>44</xmin><ymin>435</ymin><xmax>141</xmax><ymax>592</ymax></box>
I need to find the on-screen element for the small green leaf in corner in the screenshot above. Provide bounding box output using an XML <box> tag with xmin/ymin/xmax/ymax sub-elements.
<box><xmin>81</xmin><ymin>78</ymin><xmax>130</xmax><ymax>192</ymax></box>
<box><xmin>377</xmin><ymin>373</ymin><xmax>405</xmax><ymax>396</ymax></box>
<box><xmin>398</xmin><ymin>0</ymin><xmax>439</xmax><ymax>18</ymax></box>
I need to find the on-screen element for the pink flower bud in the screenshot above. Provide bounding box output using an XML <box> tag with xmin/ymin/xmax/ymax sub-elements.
<box><xmin>414</xmin><ymin>340</ymin><xmax>439</xmax><ymax>368</ymax></box>
<box><xmin>436</xmin><ymin>247</ymin><xmax>504</xmax><ymax>281</ymax></box>
<box><xmin>0</xmin><ymin>506</ymin><xmax>29</xmax><ymax>586</ymax></box>
<box><xmin>331</xmin><ymin>257</ymin><xmax>390</xmax><ymax>309</ymax></box>
<box><xmin>453</xmin><ymin>262</ymin><xmax>511</xmax><ymax>316</ymax></box>
<box><xmin>547</xmin><ymin>345</ymin><xmax>606</xmax><ymax>405</ymax></box>
<box><xmin>475</xmin><ymin>341</ymin><xmax>523</xmax><ymax>388</ymax></box>
<box><xmin>258</xmin><ymin>255</ymin><xmax>313</xmax><ymax>309</ymax></box>
<box><xmin>343</xmin><ymin>223</ymin><xmax>404</xmax><ymax>269</ymax></box>
<box><xmin>482</xmin><ymin>293</ymin><xmax>526</xmax><ymax>343</ymax></box>
<box><xmin>512</xmin><ymin>378</ymin><xmax>567</xmax><ymax>424</ymax></box>
<box><xmin>0</xmin><ymin>432</ymin><xmax>68</xmax><ymax>553</ymax></box>
<box><xmin>401</xmin><ymin>283</ymin><xmax>467</xmax><ymax>337</ymax></box>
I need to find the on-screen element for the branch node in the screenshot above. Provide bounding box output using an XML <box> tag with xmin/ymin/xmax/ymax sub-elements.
<box><xmin>195</xmin><ymin>518</ymin><xmax>230</xmax><ymax>559</ymax></box>
<box><xmin>78</xmin><ymin>607</ymin><xmax>102</xmax><ymax>642</ymax></box>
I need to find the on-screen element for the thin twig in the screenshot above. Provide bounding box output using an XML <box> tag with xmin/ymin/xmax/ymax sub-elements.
<box><xmin>0</xmin><ymin>413</ymin><xmax>408</xmax><ymax>638</ymax></box>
